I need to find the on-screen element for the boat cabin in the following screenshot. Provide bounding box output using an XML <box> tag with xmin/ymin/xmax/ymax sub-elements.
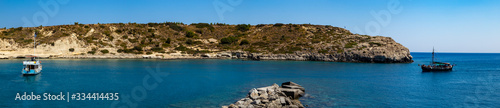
<box><xmin>22</xmin><ymin>57</ymin><xmax>42</xmax><ymax>75</ymax></box>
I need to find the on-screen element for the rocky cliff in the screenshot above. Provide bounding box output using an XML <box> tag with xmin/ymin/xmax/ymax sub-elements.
<box><xmin>0</xmin><ymin>22</ymin><xmax>412</xmax><ymax>62</ymax></box>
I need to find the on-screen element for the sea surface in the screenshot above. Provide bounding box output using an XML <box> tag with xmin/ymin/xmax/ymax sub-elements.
<box><xmin>1</xmin><ymin>53</ymin><xmax>499</xmax><ymax>107</ymax></box>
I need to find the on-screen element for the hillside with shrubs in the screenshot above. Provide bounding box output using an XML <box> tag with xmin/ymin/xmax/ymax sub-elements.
<box><xmin>0</xmin><ymin>22</ymin><xmax>412</xmax><ymax>62</ymax></box>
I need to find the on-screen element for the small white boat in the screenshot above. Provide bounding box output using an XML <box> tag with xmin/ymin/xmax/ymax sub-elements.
<box><xmin>22</xmin><ymin>32</ymin><xmax>42</xmax><ymax>75</ymax></box>
<box><xmin>22</xmin><ymin>56</ymin><xmax>42</xmax><ymax>75</ymax></box>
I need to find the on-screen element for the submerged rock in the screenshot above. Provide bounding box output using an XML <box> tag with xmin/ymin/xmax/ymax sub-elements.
<box><xmin>222</xmin><ymin>82</ymin><xmax>306</xmax><ymax>108</ymax></box>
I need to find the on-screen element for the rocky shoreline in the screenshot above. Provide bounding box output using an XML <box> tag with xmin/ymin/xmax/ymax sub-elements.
<box><xmin>245</xmin><ymin>52</ymin><xmax>413</xmax><ymax>63</ymax></box>
<box><xmin>223</xmin><ymin>82</ymin><xmax>306</xmax><ymax>108</ymax></box>
<box><xmin>0</xmin><ymin>51</ymin><xmax>413</xmax><ymax>63</ymax></box>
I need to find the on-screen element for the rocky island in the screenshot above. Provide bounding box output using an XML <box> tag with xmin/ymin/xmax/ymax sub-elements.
<box><xmin>223</xmin><ymin>82</ymin><xmax>306</xmax><ymax>108</ymax></box>
<box><xmin>0</xmin><ymin>22</ymin><xmax>412</xmax><ymax>63</ymax></box>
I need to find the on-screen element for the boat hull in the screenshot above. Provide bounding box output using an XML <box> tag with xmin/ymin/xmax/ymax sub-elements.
<box><xmin>421</xmin><ymin>66</ymin><xmax>452</xmax><ymax>72</ymax></box>
<box><xmin>22</xmin><ymin>67</ymin><xmax>42</xmax><ymax>75</ymax></box>
<box><xmin>22</xmin><ymin>73</ymin><xmax>40</xmax><ymax>76</ymax></box>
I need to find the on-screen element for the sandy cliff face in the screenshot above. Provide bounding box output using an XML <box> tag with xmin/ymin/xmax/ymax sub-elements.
<box><xmin>0</xmin><ymin>39</ymin><xmax>19</xmax><ymax>51</ymax></box>
<box><xmin>0</xmin><ymin>33</ymin><xmax>89</xmax><ymax>57</ymax></box>
<box><xmin>38</xmin><ymin>34</ymin><xmax>87</xmax><ymax>55</ymax></box>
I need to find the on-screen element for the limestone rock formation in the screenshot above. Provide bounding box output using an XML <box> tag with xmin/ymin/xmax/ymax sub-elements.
<box><xmin>222</xmin><ymin>82</ymin><xmax>306</xmax><ymax>108</ymax></box>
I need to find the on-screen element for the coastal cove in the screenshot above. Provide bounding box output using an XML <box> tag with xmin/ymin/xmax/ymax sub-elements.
<box><xmin>0</xmin><ymin>23</ymin><xmax>412</xmax><ymax>63</ymax></box>
<box><xmin>1</xmin><ymin>52</ymin><xmax>499</xmax><ymax>107</ymax></box>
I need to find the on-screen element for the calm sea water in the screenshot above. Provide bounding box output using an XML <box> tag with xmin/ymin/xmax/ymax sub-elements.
<box><xmin>1</xmin><ymin>53</ymin><xmax>499</xmax><ymax>107</ymax></box>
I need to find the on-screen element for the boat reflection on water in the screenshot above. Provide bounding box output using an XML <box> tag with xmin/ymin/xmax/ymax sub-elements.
<box><xmin>23</xmin><ymin>74</ymin><xmax>41</xmax><ymax>82</ymax></box>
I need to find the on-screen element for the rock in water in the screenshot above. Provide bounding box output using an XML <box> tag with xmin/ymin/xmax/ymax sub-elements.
<box><xmin>223</xmin><ymin>82</ymin><xmax>305</xmax><ymax>108</ymax></box>
<box><xmin>249</xmin><ymin>88</ymin><xmax>260</xmax><ymax>99</ymax></box>
<box><xmin>280</xmin><ymin>82</ymin><xmax>305</xmax><ymax>100</ymax></box>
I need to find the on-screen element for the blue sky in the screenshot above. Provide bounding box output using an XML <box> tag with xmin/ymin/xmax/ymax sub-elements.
<box><xmin>1</xmin><ymin>0</ymin><xmax>499</xmax><ymax>53</ymax></box>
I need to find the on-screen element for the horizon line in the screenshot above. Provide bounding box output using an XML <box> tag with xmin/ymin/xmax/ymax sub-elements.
<box><xmin>411</xmin><ymin>52</ymin><xmax>500</xmax><ymax>54</ymax></box>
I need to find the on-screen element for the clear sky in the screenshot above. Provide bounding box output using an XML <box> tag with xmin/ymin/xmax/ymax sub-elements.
<box><xmin>1</xmin><ymin>0</ymin><xmax>499</xmax><ymax>53</ymax></box>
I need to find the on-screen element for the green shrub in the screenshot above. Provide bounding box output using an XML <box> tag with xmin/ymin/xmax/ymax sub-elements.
<box><xmin>194</xmin><ymin>23</ymin><xmax>208</xmax><ymax>28</ymax></box>
<box><xmin>140</xmin><ymin>39</ymin><xmax>145</xmax><ymax>44</ymax></box>
<box><xmin>177</xmin><ymin>38</ymin><xmax>186</xmax><ymax>41</ymax></box>
<box><xmin>120</xmin><ymin>43</ymin><xmax>127</xmax><ymax>48</ymax></box>
<box><xmin>14</xmin><ymin>27</ymin><xmax>23</xmax><ymax>31</ymax></box>
<box><xmin>87</xmin><ymin>50</ymin><xmax>96</xmax><ymax>55</ymax></box>
<box><xmin>116</xmin><ymin>29</ymin><xmax>122</xmax><ymax>34</ymax></box>
<box><xmin>165</xmin><ymin>38</ymin><xmax>171</xmax><ymax>44</ymax></box>
<box><xmin>146</xmin><ymin>52</ymin><xmax>153</xmax><ymax>55</ymax></box>
<box><xmin>239</xmin><ymin>39</ymin><xmax>249</xmax><ymax>45</ymax></box>
<box><xmin>252</xmin><ymin>41</ymin><xmax>267</xmax><ymax>46</ymax></box>
<box><xmin>128</xmin><ymin>39</ymin><xmax>137</xmax><ymax>43</ymax></box>
<box><xmin>118</xmin><ymin>49</ymin><xmax>132</xmax><ymax>53</ymax></box>
<box><xmin>311</xmin><ymin>39</ymin><xmax>321</xmax><ymax>44</ymax></box>
<box><xmin>185</xmin><ymin>31</ymin><xmax>196</xmax><ymax>38</ymax></box>
<box><xmin>148</xmin><ymin>29</ymin><xmax>155</xmax><ymax>33</ymax></box>
<box><xmin>185</xmin><ymin>39</ymin><xmax>194</xmax><ymax>45</ymax></box>
<box><xmin>193</xmin><ymin>23</ymin><xmax>214</xmax><ymax>31</ymax></box>
<box><xmin>236</xmin><ymin>24</ymin><xmax>251</xmax><ymax>32</ymax></box>
<box><xmin>195</xmin><ymin>30</ymin><xmax>203</xmax><ymax>34</ymax></box>
<box><xmin>215</xmin><ymin>23</ymin><xmax>227</xmax><ymax>26</ymax></box>
<box><xmin>122</xmin><ymin>36</ymin><xmax>128</xmax><ymax>39</ymax></box>
<box><xmin>173</xmin><ymin>45</ymin><xmax>207</xmax><ymax>54</ymax></box>
<box><xmin>369</xmin><ymin>42</ymin><xmax>382</xmax><ymax>46</ymax></box>
<box><xmin>100</xmin><ymin>49</ymin><xmax>109</xmax><ymax>54</ymax></box>
<box><xmin>87</xmin><ymin>51</ymin><xmax>95</xmax><ymax>54</ymax></box>
<box><xmin>273</xmin><ymin>23</ymin><xmax>284</xmax><ymax>27</ymax></box>
<box><xmin>194</xmin><ymin>41</ymin><xmax>203</xmax><ymax>45</ymax></box>
<box><xmin>220</xmin><ymin>36</ymin><xmax>238</xmax><ymax>44</ymax></box>
<box><xmin>167</xmin><ymin>23</ymin><xmax>183</xmax><ymax>31</ymax></box>
<box><xmin>162</xmin><ymin>43</ymin><xmax>170</xmax><ymax>48</ymax></box>
<box><xmin>69</xmin><ymin>48</ymin><xmax>75</xmax><ymax>52</ymax></box>
<box><xmin>107</xmin><ymin>35</ymin><xmax>114</xmax><ymax>41</ymax></box>
<box><xmin>280</xmin><ymin>35</ymin><xmax>286</xmax><ymax>41</ymax></box>
<box><xmin>174</xmin><ymin>45</ymin><xmax>190</xmax><ymax>51</ymax></box>
<box><xmin>318</xmin><ymin>49</ymin><xmax>328</xmax><ymax>53</ymax></box>
<box><xmin>337</xmin><ymin>49</ymin><xmax>344</xmax><ymax>53</ymax></box>
<box><xmin>151</xmin><ymin>47</ymin><xmax>164</xmax><ymax>52</ymax></box>
<box><xmin>345</xmin><ymin>42</ymin><xmax>358</xmax><ymax>48</ymax></box>
<box><xmin>133</xmin><ymin>46</ymin><xmax>142</xmax><ymax>51</ymax></box>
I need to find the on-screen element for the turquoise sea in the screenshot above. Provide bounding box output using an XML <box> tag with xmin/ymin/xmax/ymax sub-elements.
<box><xmin>1</xmin><ymin>53</ymin><xmax>499</xmax><ymax>107</ymax></box>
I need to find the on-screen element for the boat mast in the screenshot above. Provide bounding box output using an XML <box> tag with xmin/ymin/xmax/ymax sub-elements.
<box><xmin>432</xmin><ymin>47</ymin><xmax>434</xmax><ymax>64</ymax></box>
<box><xmin>33</xmin><ymin>32</ymin><xmax>36</xmax><ymax>59</ymax></box>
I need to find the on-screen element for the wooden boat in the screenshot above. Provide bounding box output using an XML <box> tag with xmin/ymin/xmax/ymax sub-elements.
<box><xmin>419</xmin><ymin>48</ymin><xmax>454</xmax><ymax>72</ymax></box>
